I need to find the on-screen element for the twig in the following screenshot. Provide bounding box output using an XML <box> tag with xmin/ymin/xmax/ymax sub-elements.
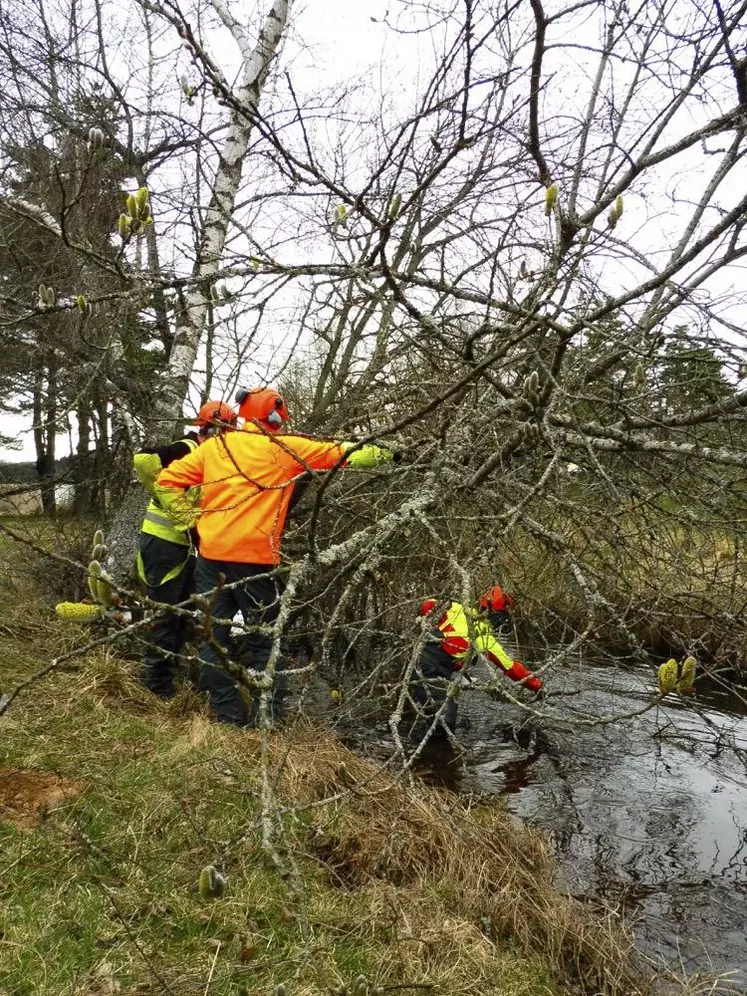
<box><xmin>203</xmin><ymin>941</ymin><xmax>221</xmax><ymax>996</ymax></box>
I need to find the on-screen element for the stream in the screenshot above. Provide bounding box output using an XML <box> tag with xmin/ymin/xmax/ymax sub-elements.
<box><xmin>309</xmin><ymin>645</ymin><xmax>747</xmax><ymax>988</ymax></box>
<box><xmin>413</xmin><ymin>656</ymin><xmax>747</xmax><ymax>990</ymax></box>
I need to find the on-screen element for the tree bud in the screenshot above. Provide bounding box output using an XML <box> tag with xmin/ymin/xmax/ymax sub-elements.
<box><xmin>126</xmin><ymin>193</ymin><xmax>138</xmax><ymax>218</ymax></box>
<box><xmin>118</xmin><ymin>214</ymin><xmax>131</xmax><ymax>238</ymax></box>
<box><xmin>96</xmin><ymin>576</ymin><xmax>115</xmax><ymax>608</ymax></box>
<box><xmin>88</xmin><ymin>559</ymin><xmax>102</xmax><ymax>602</ymax></box>
<box><xmin>87</xmin><ymin>127</ymin><xmax>104</xmax><ymax>150</ymax></box>
<box><xmin>198</xmin><ymin>865</ymin><xmax>227</xmax><ymax>900</ymax></box>
<box><xmin>544</xmin><ymin>183</ymin><xmax>558</xmax><ymax>216</ymax></box>
<box><xmin>56</xmin><ymin>602</ymin><xmax>103</xmax><ymax>622</ymax></box>
<box><xmin>657</xmin><ymin>658</ymin><xmax>678</xmax><ymax>696</ymax></box>
<box><xmin>76</xmin><ymin>295</ymin><xmax>88</xmax><ymax>313</ymax></box>
<box><xmin>388</xmin><ymin>193</ymin><xmax>402</xmax><ymax>220</ymax></box>
<box><xmin>678</xmin><ymin>656</ymin><xmax>696</xmax><ymax>694</ymax></box>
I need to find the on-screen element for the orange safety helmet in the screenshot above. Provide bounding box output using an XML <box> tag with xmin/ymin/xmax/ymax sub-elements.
<box><xmin>478</xmin><ymin>585</ymin><xmax>514</xmax><ymax>614</ymax></box>
<box><xmin>235</xmin><ymin>386</ymin><xmax>290</xmax><ymax>431</ymax></box>
<box><xmin>194</xmin><ymin>400</ymin><xmax>238</xmax><ymax>431</ymax></box>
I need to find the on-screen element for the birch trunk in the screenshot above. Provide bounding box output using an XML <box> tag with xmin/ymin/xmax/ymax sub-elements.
<box><xmin>157</xmin><ymin>0</ymin><xmax>292</xmax><ymax>427</ymax></box>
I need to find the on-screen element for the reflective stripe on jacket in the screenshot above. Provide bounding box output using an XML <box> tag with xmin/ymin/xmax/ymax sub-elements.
<box><xmin>155</xmin><ymin>423</ymin><xmax>351</xmax><ymax>564</ymax></box>
<box><xmin>136</xmin><ymin>533</ymin><xmax>193</xmax><ymax>587</ymax></box>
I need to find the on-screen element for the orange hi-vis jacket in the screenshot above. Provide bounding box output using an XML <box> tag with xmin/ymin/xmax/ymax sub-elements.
<box><xmin>155</xmin><ymin>423</ymin><xmax>348</xmax><ymax>564</ymax></box>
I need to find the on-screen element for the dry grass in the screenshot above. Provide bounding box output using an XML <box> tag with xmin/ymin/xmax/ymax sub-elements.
<box><xmin>247</xmin><ymin>727</ymin><xmax>644</xmax><ymax>996</ymax></box>
<box><xmin>1</xmin><ymin>647</ymin><xmax>567</xmax><ymax>996</ymax></box>
<box><xmin>502</xmin><ymin>518</ymin><xmax>747</xmax><ymax>667</ymax></box>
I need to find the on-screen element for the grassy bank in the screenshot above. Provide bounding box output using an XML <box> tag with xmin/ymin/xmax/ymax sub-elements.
<box><xmin>0</xmin><ymin>525</ymin><xmax>656</xmax><ymax>996</ymax></box>
<box><xmin>0</xmin><ymin>655</ymin><xmax>640</xmax><ymax>996</ymax></box>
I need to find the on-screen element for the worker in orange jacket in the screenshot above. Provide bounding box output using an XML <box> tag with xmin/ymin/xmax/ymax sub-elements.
<box><xmin>411</xmin><ymin>586</ymin><xmax>543</xmax><ymax>738</ymax></box>
<box><xmin>155</xmin><ymin>386</ymin><xmax>396</xmax><ymax>725</ymax></box>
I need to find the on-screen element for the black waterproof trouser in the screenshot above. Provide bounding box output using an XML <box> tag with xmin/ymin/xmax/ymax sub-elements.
<box><xmin>408</xmin><ymin>639</ymin><xmax>459</xmax><ymax>738</ymax></box>
<box><xmin>195</xmin><ymin>556</ymin><xmax>286</xmax><ymax>726</ymax></box>
<box><xmin>139</xmin><ymin>534</ymin><xmax>195</xmax><ymax>698</ymax></box>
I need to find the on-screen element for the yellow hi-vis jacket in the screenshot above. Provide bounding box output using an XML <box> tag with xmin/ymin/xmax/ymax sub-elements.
<box><xmin>133</xmin><ymin>437</ymin><xmax>201</xmax><ymax>585</ymax></box>
<box><xmin>419</xmin><ymin>599</ymin><xmax>542</xmax><ymax>690</ymax></box>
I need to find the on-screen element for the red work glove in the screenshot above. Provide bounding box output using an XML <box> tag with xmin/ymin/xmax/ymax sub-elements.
<box><xmin>506</xmin><ymin>660</ymin><xmax>543</xmax><ymax>693</ymax></box>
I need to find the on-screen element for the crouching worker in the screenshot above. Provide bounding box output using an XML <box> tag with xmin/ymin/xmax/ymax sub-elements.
<box><xmin>154</xmin><ymin>385</ymin><xmax>397</xmax><ymax>727</ymax></box>
<box><xmin>133</xmin><ymin>401</ymin><xmax>238</xmax><ymax>698</ymax></box>
<box><xmin>410</xmin><ymin>585</ymin><xmax>543</xmax><ymax>739</ymax></box>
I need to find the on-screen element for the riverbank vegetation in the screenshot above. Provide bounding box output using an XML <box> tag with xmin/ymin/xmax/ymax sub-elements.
<box><xmin>0</xmin><ymin>536</ymin><xmax>629</xmax><ymax>996</ymax></box>
<box><xmin>2</xmin><ymin>521</ymin><xmax>741</xmax><ymax>996</ymax></box>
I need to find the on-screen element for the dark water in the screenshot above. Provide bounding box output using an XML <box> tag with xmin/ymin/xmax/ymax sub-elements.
<box><xmin>427</xmin><ymin>659</ymin><xmax>747</xmax><ymax>989</ymax></box>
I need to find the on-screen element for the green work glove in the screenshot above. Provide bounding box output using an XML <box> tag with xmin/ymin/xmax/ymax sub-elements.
<box><xmin>343</xmin><ymin>443</ymin><xmax>395</xmax><ymax>468</ymax></box>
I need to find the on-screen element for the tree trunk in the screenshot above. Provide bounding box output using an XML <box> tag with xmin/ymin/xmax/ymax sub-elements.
<box><xmin>156</xmin><ymin>0</ymin><xmax>292</xmax><ymax>429</ymax></box>
<box><xmin>33</xmin><ymin>363</ymin><xmax>57</xmax><ymax>516</ymax></box>
<box><xmin>106</xmin><ymin>0</ymin><xmax>292</xmax><ymax>582</ymax></box>
<box><xmin>72</xmin><ymin>402</ymin><xmax>92</xmax><ymax>516</ymax></box>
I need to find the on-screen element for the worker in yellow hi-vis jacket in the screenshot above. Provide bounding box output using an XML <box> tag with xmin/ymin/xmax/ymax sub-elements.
<box><xmin>133</xmin><ymin>401</ymin><xmax>237</xmax><ymax>698</ymax></box>
<box><xmin>412</xmin><ymin>586</ymin><xmax>543</xmax><ymax>738</ymax></box>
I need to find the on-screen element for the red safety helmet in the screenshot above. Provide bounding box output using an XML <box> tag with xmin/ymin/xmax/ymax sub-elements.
<box><xmin>235</xmin><ymin>386</ymin><xmax>290</xmax><ymax>431</ymax></box>
<box><xmin>194</xmin><ymin>400</ymin><xmax>238</xmax><ymax>430</ymax></box>
<box><xmin>478</xmin><ymin>585</ymin><xmax>514</xmax><ymax>614</ymax></box>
